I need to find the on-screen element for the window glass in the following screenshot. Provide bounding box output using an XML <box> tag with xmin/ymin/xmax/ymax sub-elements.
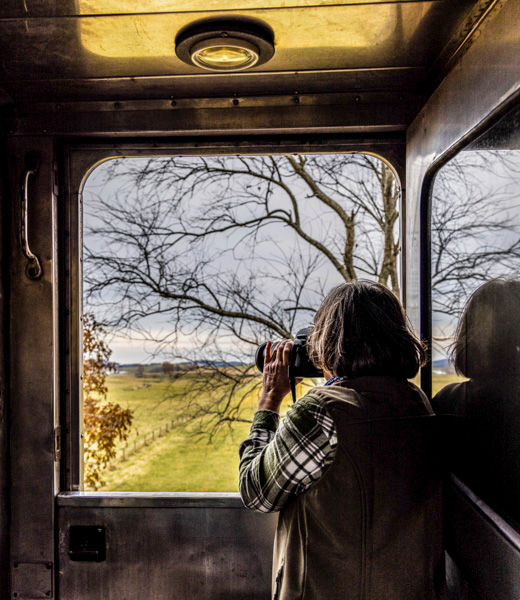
<box><xmin>431</xmin><ymin>103</ymin><xmax>520</xmax><ymax>526</ymax></box>
<box><xmin>82</xmin><ymin>153</ymin><xmax>401</xmax><ymax>491</ymax></box>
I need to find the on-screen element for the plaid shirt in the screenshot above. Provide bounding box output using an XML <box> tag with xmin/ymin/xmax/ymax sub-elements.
<box><xmin>238</xmin><ymin>394</ymin><xmax>338</xmax><ymax>512</ymax></box>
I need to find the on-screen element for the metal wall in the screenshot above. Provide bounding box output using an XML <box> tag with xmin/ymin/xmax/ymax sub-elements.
<box><xmin>0</xmin><ymin>129</ymin><xmax>10</xmax><ymax>598</ymax></box>
<box><xmin>405</xmin><ymin>0</ymin><xmax>520</xmax><ymax>596</ymax></box>
<box><xmin>8</xmin><ymin>137</ymin><xmax>60</xmax><ymax>599</ymax></box>
<box><xmin>1</xmin><ymin>0</ymin><xmax>518</xmax><ymax>597</ymax></box>
<box><xmin>58</xmin><ymin>494</ymin><xmax>277</xmax><ymax>600</ymax></box>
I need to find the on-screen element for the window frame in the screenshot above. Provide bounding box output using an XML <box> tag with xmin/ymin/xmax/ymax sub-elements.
<box><xmin>60</xmin><ymin>135</ymin><xmax>406</xmax><ymax>492</ymax></box>
<box><xmin>419</xmin><ymin>97</ymin><xmax>520</xmax><ymax>399</ymax></box>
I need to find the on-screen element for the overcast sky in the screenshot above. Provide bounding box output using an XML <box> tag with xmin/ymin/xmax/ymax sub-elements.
<box><xmin>82</xmin><ymin>149</ymin><xmax>520</xmax><ymax>365</ymax></box>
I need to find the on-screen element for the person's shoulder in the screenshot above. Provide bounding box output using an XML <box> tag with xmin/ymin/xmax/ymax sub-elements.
<box><xmin>431</xmin><ymin>381</ymin><xmax>468</xmax><ymax>415</ymax></box>
<box><xmin>283</xmin><ymin>393</ymin><xmax>333</xmax><ymax>435</ymax></box>
<box><xmin>303</xmin><ymin>383</ymin><xmax>364</xmax><ymax>412</ymax></box>
<box><xmin>287</xmin><ymin>392</ymin><xmax>330</xmax><ymax>419</ymax></box>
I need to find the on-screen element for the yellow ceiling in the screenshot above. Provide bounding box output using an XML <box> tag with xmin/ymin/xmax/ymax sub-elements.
<box><xmin>78</xmin><ymin>0</ymin><xmax>413</xmax><ymax>13</ymax></box>
<box><xmin>80</xmin><ymin>4</ymin><xmax>429</xmax><ymax>62</ymax></box>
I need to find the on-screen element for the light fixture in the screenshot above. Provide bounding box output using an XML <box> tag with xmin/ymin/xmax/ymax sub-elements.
<box><xmin>175</xmin><ymin>18</ymin><xmax>275</xmax><ymax>72</ymax></box>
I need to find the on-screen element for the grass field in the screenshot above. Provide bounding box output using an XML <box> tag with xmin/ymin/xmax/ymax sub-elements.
<box><xmin>94</xmin><ymin>370</ymin><xmax>466</xmax><ymax>492</ymax></box>
<box><xmin>96</xmin><ymin>371</ymin><xmax>295</xmax><ymax>492</ymax></box>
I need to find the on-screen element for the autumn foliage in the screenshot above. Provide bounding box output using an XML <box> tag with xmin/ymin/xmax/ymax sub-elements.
<box><xmin>83</xmin><ymin>313</ymin><xmax>134</xmax><ymax>489</ymax></box>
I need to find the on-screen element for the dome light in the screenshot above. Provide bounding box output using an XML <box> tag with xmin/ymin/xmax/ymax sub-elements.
<box><xmin>176</xmin><ymin>19</ymin><xmax>275</xmax><ymax>72</ymax></box>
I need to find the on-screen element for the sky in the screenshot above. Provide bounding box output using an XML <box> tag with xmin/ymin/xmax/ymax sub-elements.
<box><xmin>82</xmin><ymin>154</ymin><xmax>396</xmax><ymax>364</ymax></box>
<box><xmin>81</xmin><ymin>149</ymin><xmax>520</xmax><ymax>365</ymax></box>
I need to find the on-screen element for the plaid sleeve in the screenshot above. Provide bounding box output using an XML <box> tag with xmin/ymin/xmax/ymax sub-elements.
<box><xmin>238</xmin><ymin>396</ymin><xmax>337</xmax><ymax>513</ymax></box>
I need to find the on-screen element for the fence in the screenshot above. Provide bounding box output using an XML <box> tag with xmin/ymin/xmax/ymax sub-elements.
<box><xmin>113</xmin><ymin>416</ymin><xmax>190</xmax><ymax>464</ymax></box>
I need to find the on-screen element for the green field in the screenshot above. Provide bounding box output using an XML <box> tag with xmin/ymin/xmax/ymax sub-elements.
<box><xmin>96</xmin><ymin>371</ymin><xmax>295</xmax><ymax>492</ymax></box>
<box><xmin>94</xmin><ymin>371</ymin><xmax>465</xmax><ymax>492</ymax></box>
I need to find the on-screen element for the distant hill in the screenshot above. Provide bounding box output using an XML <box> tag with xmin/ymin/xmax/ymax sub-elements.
<box><xmin>432</xmin><ymin>357</ymin><xmax>456</xmax><ymax>374</ymax></box>
<box><xmin>432</xmin><ymin>358</ymin><xmax>450</xmax><ymax>368</ymax></box>
<box><xmin>118</xmin><ymin>361</ymin><xmax>246</xmax><ymax>369</ymax></box>
<box><xmin>118</xmin><ymin>362</ymin><xmax>161</xmax><ymax>368</ymax></box>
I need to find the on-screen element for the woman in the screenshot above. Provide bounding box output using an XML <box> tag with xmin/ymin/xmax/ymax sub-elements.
<box><xmin>239</xmin><ymin>280</ymin><xmax>445</xmax><ymax>600</ymax></box>
<box><xmin>432</xmin><ymin>279</ymin><xmax>520</xmax><ymax>526</ymax></box>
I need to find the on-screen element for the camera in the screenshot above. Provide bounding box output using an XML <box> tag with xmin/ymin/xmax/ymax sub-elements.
<box><xmin>255</xmin><ymin>327</ymin><xmax>323</xmax><ymax>401</ymax></box>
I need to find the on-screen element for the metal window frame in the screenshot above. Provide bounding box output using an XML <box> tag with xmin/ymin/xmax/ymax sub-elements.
<box><xmin>418</xmin><ymin>95</ymin><xmax>520</xmax><ymax>397</ymax></box>
<box><xmin>60</xmin><ymin>133</ymin><xmax>406</xmax><ymax>492</ymax></box>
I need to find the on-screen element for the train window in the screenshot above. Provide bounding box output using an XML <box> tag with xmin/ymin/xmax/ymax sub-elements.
<box><xmin>81</xmin><ymin>152</ymin><xmax>401</xmax><ymax>491</ymax></box>
<box><xmin>431</xmin><ymin>103</ymin><xmax>520</xmax><ymax>527</ymax></box>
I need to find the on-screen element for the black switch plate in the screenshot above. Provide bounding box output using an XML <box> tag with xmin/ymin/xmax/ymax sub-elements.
<box><xmin>69</xmin><ymin>526</ymin><xmax>106</xmax><ymax>562</ymax></box>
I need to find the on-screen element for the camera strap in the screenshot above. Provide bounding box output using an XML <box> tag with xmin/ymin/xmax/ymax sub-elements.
<box><xmin>288</xmin><ymin>365</ymin><xmax>297</xmax><ymax>403</ymax></box>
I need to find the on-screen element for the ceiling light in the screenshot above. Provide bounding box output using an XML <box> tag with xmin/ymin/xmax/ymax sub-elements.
<box><xmin>175</xmin><ymin>18</ymin><xmax>275</xmax><ymax>72</ymax></box>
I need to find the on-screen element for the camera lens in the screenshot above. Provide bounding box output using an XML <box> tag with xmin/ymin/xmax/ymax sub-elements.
<box><xmin>254</xmin><ymin>341</ymin><xmax>279</xmax><ymax>372</ymax></box>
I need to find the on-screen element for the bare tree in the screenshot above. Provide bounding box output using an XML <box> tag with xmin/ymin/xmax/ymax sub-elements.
<box><xmin>83</xmin><ymin>153</ymin><xmax>401</xmax><ymax>438</ymax></box>
<box><xmin>82</xmin><ymin>148</ymin><xmax>520</xmax><ymax>439</ymax></box>
<box><xmin>431</xmin><ymin>150</ymin><xmax>520</xmax><ymax>352</ymax></box>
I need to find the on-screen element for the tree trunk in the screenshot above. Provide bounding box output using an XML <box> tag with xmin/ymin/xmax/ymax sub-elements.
<box><xmin>378</xmin><ymin>163</ymin><xmax>400</xmax><ymax>297</ymax></box>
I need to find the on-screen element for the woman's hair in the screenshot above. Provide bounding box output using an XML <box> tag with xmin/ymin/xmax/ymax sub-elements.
<box><xmin>452</xmin><ymin>279</ymin><xmax>520</xmax><ymax>379</ymax></box>
<box><xmin>307</xmin><ymin>280</ymin><xmax>426</xmax><ymax>379</ymax></box>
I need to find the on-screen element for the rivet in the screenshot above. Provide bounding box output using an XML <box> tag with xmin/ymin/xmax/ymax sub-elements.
<box><xmin>13</xmin><ymin>563</ymin><xmax>18</xmax><ymax>568</ymax></box>
<box><xmin>46</xmin><ymin>562</ymin><xmax>52</xmax><ymax>569</ymax></box>
<box><xmin>221</xmin><ymin>32</ymin><xmax>229</xmax><ymax>37</ymax></box>
<box><xmin>232</xmin><ymin>99</ymin><xmax>239</xmax><ymax>106</ymax></box>
<box><xmin>355</xmin><ymin>96</ymin><xmax>360</xmax><ymax>102</ymax></box>
<box><xmin>293</xmin><ymin>96</ymin><xmax>300</xmax><ymax>104</ymax></box>
<box><xmin>114</xmin><ymin>102</ymin><xmax>121</xmax><ymax>109</ymax></box>
<box><xmin>171</xmin><ymin>100</ymin><xmax>177</xmax><ymax>107</ymax></box>
<box><xmin>56</xmin><ymin>104</ymin><xmax>61</xmax><ymax>110</ymax></box>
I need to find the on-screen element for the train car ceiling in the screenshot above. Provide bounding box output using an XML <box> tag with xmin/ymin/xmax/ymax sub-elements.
<box><xmin>0</xmin><ymin>0</ymin><xmax>498</xmax><ymax>130</ymax></box>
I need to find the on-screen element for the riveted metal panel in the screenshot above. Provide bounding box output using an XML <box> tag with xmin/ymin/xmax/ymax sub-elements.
<box><xmin>0</xmin><ymin>69</ymin><xmax>427</xmax><ymax>104</ymax></box>
<box><xmin>11</xmin><ymin>562</ymin><xmax>53</xmax><ymax>600</ymax></box>
<box><xmin>58</xmin><ymin>497</ymin><xmax>277</xmax><ymax>600</ymax></box>
<box><xmin>8</xmin><ymin>136</ymin><xmax>59</xmax><ymax>596</ymax></box>
<box><xmin>9</xmin><ymin>93</ymin><xmax>423</xmax><ymax>137</ymax></box>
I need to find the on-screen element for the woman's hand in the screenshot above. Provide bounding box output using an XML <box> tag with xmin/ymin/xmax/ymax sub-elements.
<box><xmin>258</xmin><ymin>339</ymin><xmax>293</xmax><ymax>413</ymax></box>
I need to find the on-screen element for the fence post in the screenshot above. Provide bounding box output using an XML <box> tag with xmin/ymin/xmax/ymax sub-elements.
<box><xmin>152</xmin><ymin>430</ymin><xmax>155</xmax><ymax>441</ymax></box>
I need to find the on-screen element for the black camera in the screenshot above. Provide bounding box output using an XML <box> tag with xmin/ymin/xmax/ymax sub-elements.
<box><xmin>255</xmin><ymin>327</ymin><xmax>323</xmax><ymax>402</ymax></box>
